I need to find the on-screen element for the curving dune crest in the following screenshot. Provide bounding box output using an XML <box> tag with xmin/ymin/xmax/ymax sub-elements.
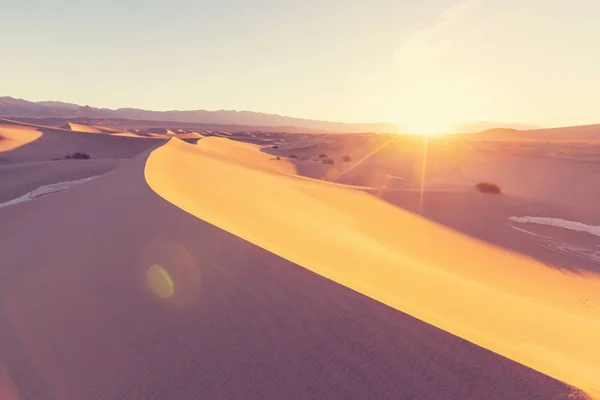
<box><xmin>66</xmin><ymin>123</ymin><xmax>124</xmax><ymax>134</ymax></box>
<box><xmin>0</xmin><ymin>120</ymin><xmax>161</xmax><ymax>164</ymax></box>
<box><xmin>109</xmin><ymin>132</ymin><xmax>153</xmax><ymax>138</ymax></box>
<box><xmin>145</xmin><ymin>137</ymin><xmax>600</xmax><ymax>398</ymax></box>
<box><xmin>0</xmin><ymin>123</ymin><xmax>43</xmax><ymax>153</ymax></box>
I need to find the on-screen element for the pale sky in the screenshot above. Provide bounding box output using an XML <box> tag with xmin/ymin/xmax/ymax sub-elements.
<box><xmin>2</xmin><ymin>0</ymin><xmax>599</xmax><ymax>132</ymax></box>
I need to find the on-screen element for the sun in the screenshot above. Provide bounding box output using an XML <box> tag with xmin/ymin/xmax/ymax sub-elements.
<box><xmin>403</xmin><ymin>118</ymin><xmax>454</xmax><ymax>136</ymax></box>
<box><xmin>391</xmin><ymin>78</ymin><xmax>477</xmax><ymax>136</ymax></box>
<box><xmin>398</xmin><ymin>107</ymin><xmax>457</xmax><ymax>136</ymax></box>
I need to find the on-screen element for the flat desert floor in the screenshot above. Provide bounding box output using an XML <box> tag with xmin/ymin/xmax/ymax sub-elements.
<box><xmin>0</xmin><ymin>118</ymin><xmax>598</xmax><ymax>399</ymax></box>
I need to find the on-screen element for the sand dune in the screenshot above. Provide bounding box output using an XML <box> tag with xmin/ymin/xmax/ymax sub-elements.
<box><xmin>196</xmin><ymin>137</ymin><xmax>297</xmax><ymax>174</ymax></box>
<box><xmin>0</xmin><ymin>123</ymin><xmax>42</xmax><ymax>153</ymax></box>
<box><xmin>146</xmin><ymin>137</ymin><xmax>600</xmax><ymax>397</ymax></box>
<box><xmin>473</xmin><ymin>124</ymin><xmax>600</xmax><ymax>142</ymax></box>
<box><xmin>109</xmin><ymin>132</ymin><xmax>155</xmax><ymax>138</ymax></box>
<box><xmin>0</xmin><ymin>129</ymin><xmax>597</xmax><ymax>399</ymax></box>
<box><xmin>65</xmin><ymin>123</ymin><xmax>124</xmax><ymax>134</ymax></box>
<box><xmin>109</xmin><ymin>128</ymin><xmax>204</xmax><ymax>140</ymax></box>
<box><xmin>0</xmin><ymin>121</ymin><xmax>161</xmax><ymax>164</ymax></box>
<box><xmin>289</xmin><ymin>135</ymin><xmax>600</xmax><ymax>219</ymax></box>
<box><xmin>173</xmin><ymin>131</ymin><xmax>203</xmax><ymax>139</ymax></box>
<box><xmin>0</xmin><ymin>146</ymin><xmax>578</xmax><ymax>400</ymax></box>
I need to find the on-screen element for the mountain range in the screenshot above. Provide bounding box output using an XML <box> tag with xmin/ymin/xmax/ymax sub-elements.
<box><xmin>0</xmin><ymin>96</ymin><xmax>400</xmax><ymax>133</ymax></box>
<box><xmin>1</xmin><ymin>96</ymin><xmax>539</xmax><ymax>134</ymax></box>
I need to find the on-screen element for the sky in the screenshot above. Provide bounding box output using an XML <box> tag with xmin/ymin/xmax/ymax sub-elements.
<box><xmin>1</xmin><ymin>0</ymin><xmax>599</xmax><ymax>132</ymax></box>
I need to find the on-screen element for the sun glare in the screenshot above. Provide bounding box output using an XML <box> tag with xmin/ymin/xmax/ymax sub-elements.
<box><xmin>400</xmin><ymin>102</ymin><xmax>459</xmax><ymax>136</ymax></box>
<box><xmin>393</xmin><ymin>79</ymin><xmax>476</xmax><ymax>136</ymax></box>
<box><xmin>403</xmin><ymin>119</ymin><xmax>453</xmax><ymax>136</ymax></box>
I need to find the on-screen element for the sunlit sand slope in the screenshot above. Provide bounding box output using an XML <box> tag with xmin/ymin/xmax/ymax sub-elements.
<box><xmin>0</xmin><ymin>123</ymin><xmax>42</xmax><ymax>153</ymax></box>
<box><xmin>111</xmin><ymin>131</ymin><xmax>203</xmax><ymax>140</ymax></box>
<box><xmin>67</xmin><ymin>123</ymin><xmax>124</xmax><ymax>134</ymax></box>
<box><xmin>146</xmin><ymin>137</ymin><xmax>600</xmax><ymax>397</ymax></box>
<box><xmin>0</xmin><ymin>148</ymin><xmax>578</xmax><ymax>399</ymax></box>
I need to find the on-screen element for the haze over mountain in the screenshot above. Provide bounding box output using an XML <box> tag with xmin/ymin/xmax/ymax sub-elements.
<box><xmin>1</xmin><ymin>96</ymin><xmax>547</xmax><ymax>134</ymax></box>
<box><xmin>0</xmin><ymin>96</ymin><xmax>399</xmax><ymax>134</ymax></box>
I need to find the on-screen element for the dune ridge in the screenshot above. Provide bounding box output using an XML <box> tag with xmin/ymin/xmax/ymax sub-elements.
<box><xmin>66</xmin><ymin>123</ymin><xmax>124</xmax><ymax>134</ymax></box>
<box><xmin>145</xmin><ymin>137</ymin><xmax>600</xmax><ymax>397</ymax></box>
<box><xmin>0</xmin><ymin>146</ymin><xmax>577</xmax><ymax>400</ymax></box>
<box><xmin>0</xmin><ymin>121</ymin><xmax>162</xmax><ymax>164</ymax></box>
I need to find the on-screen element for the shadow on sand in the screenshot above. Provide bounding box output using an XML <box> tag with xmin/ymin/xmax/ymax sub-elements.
<box><xmin>257</xmin><ymin>132</ymin><xmax>600</xmax><ymax>276</ymax></box>
<box><xmin>370</xmin><ymin>187</ymin><xmax>600</xmax><ymax>276</ymax></box>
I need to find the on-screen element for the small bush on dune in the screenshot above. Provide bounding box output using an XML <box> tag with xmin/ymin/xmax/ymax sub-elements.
<box><xmin>289</xmin><ymin>154</ymin><xmax>298</xmax><ymax>159</ymax></box>
<box><xmin>275</xmin><ymin>156</ymin><xmax>281</xmax><ymax>160</ymax></box>
<box><xmin>342</xmin><ymin>155</ymin><xmax>352</xmax><ymax>162</ymax></box>
<box><xmin>65</xmin><ymin>152</ymin><xmax>91</xmax><ymax>160</ymax></box>
<box><xmin>272</xmin><ymin>145</ymin><xmax>279</xmax><ymax>149</ymax></box>
<box><xmin>475</xmin><ymin>182</ymin><xmax>501</xmax><ymax>194</ymax></box>
<box><xmin>322</xmin><ymin>158</ymin><xmax>334</xmax><ymax>165</ymax></box>
<box><xmin>319</xmin><ymin>153</ymin><xmax>328</xmax><ymax>158</ymax></box>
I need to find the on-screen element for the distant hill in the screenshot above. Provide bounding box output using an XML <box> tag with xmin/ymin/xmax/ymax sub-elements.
<box><xmin>451</xmin><ymin>121</ymin><xmax>541</xmax><ymax>133</ymax></box>
<box><xmin>471</xmin><ymin>124</ymin><xmax>600</xmax><ymax>141</ymax></box>
<box><xmin>0</xmin><ymin>96</ymin><xmax>397</xmax><ymax>134</ymax></box>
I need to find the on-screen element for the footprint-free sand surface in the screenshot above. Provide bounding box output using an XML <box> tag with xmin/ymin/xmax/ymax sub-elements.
<box><xmin>146</xmin><ymin>137</ymin><xmax>600</xmax><ymax>397</ymax></box>
<box><xmin>0</xmin><ymin>121</ymin><xmax>598</xmax><ymax>399</ymax></box>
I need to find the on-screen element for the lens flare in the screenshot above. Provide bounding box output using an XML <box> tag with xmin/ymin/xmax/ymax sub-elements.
<box><xmin>145</xmin><ymin>264</ymin><xmax>174</xmax><ymax>299</ymax></box>
<box><xmin>333</xmin><ymin>135</ymin><xmax>398</xmax><ymax>183</ymax></box>
<box><xmin>418</xmin><ymin>136</ymin><xmax>429</xmax><ymax>215</ymax></box>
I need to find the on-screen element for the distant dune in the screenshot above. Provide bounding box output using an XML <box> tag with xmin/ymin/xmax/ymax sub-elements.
<box><xmin>473</xmin><ymin>124</ymin><xmax>600</xmax><ymax>142</ymax></box>
<box><xmin>0</xmin><ymin>118</ymin><xmax>160</xmax><ymax>164</ymax></box>
<box><xmin>65</xmin><ymin>123</ymin><xmax>124</xmax><ymax>134</ymax></box>
<box><xmin>452</xmin><ymin>121</ymin><xmax>541</xmax><ymax>133</ymax></box>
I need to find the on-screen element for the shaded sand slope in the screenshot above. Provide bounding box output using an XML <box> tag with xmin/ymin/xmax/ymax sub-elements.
<box><xmin>0</xmin><ymin>159</ymin><xmax>122</xmax><ymax>203</ymax></box>
<box><xmin>325</xmin><ymin>136</ymin><xmax>600</xmax><ymax>219</ymax></box>
<box><xmin>0</xmin><ymin>151</ymin><xmax>577</xmax><ymax>399</ymax></box>
<box><xmin>378</xmin><ymin>188</ymin><xmax>600</xmax><ymax>275</ymax></box>
<box><xmin>0</xmin><ymin>121</ymin><xmax>162</xmax><ymax>164</ymax></box>
<box><xmin>146</xmin><ymin>138</ymin><xmax>600</xmax><ymax>397</ymax></box>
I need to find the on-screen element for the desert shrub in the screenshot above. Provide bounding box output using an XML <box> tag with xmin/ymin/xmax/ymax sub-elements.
<box><xmin>475</xmin><ymin>182</ymin><xmax>501</xmax><ymax>194</ymax></box>
<box><xmin>342</xmin><ymin>155</ymin><xmax>352</xmax><ymax>162</ymax></box>
<box><xmin>289</xmin><ymin>154</ymin><xmax>298</xmax><ymax>159</ymax></box>
<box><xmin>319</xmin><ymin>153</ymin><xmax>328</xmax><ymax>158</ymax></box>
<box><xmin>65</xmin><ymin>152</ymin><xmax>90</xmax><ymax>160</ymax></box>
<box><xmin>322</xmin><ymin>158</ymin><xmax>334</xmax><ymax>165</ymax></box>
<box><xmin>272</xmin><ymin>145</ymin><xmax>279</xmax><ymax>149</ymax></box>
<box><xmin>275</xmin><ymin>156</ymin><xmax>281</xmax><ymax>160</ymax></box>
